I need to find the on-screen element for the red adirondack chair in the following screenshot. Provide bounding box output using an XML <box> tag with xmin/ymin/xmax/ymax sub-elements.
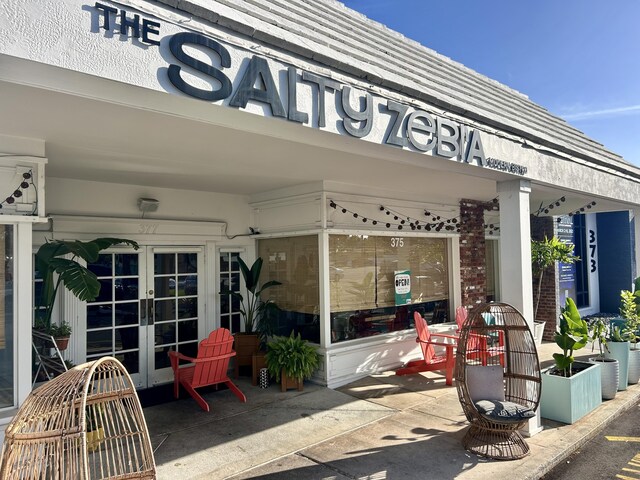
<box><xmin>455</xmin><ymin>305</ymin><xmax>468</xmax><ymax>333</ymax></box>
<box><xmin>168</xmin><ymin>328</ymin><xmax>247</xmax><ymax>412</ymax></box>
<box><xmin>395</xmin><ymin>312</ymin><xmax>457</xmax><ymax>385</ymax></box>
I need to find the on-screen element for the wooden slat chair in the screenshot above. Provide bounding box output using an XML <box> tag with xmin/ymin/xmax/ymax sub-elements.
<box><xmin>396</xmin><ymin>312</ymin><xmax>457</xmax><ymax>385</ymax></box>
<box><xmin>169</xmin><ymin>328</ymin><xmax>247</xmax><ymax>412</ymax></box>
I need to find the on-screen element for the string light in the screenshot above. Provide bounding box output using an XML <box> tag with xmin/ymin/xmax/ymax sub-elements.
<box><xmin>556</xmin><ymin>201</ymin><xmax>597</xmax><ymax>222</ymax></box>
<box><xmin>0</xmin><ymin>171</ymin><xmax>34</xmax><ymax>211</ymax></box>
<box><xmin>330</xmin><ymin>200</ymin><xmax>460</xmax><ymax>232</ymax></box>
<box><xmin>534</xmin><ymin>196</ymin><xmax>566</xmax><ymax>216</ymax></box>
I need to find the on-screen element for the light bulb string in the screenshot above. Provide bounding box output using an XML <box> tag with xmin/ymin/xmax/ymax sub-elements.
<box><xmin>0</xmin><ymin>170</ymin><xmax>34</xmax><ymax>211</ymax></box>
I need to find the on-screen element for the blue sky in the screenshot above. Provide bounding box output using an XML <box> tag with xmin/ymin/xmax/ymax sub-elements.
<box><xmin>341</xmin><ymin>0</ymin><xmax>640</xmax><ymax>166</ymax></box>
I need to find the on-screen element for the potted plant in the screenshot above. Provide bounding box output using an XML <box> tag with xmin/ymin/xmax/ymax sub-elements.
<box><xmin>539</xmin><ymin>298</ymin><xmax>602</xmax><ymax>424</ymax></box>
<box><xmin>49</xmin><ymin>321</ymin><xmax>73</xmax><ymax>351</ymax></box>
<box><xmin>620</xmin><ymin>279</ymin><xmax>640</xmax><ymax>384</ymax></box>
<box><xmin>220</xmin><ymin>256</ymin><xmax>281</xmax><ymax>374</ymax></box>
<box><xmin>34</xmin><ymin>237</ymin><xmax>139</xmax><ymax>352</ymax></box>
<box><xmin>265</xmin><ymin>332</ymin><xmax>320</xmax><ymax>392</ymax></box>
<box><xmin>588</xmin><ymin>317</ymin><xmax>619</xmax><ymax>400</ymax></box>
<box><xmin>531</xmin><ymin>236</ymin><xmax>578</xmax><ymax>344</ymax></box>
<box><xmin>605</xmin><ymin>319</ymin><xmax>631</xmax><ymax>391</ymax></box>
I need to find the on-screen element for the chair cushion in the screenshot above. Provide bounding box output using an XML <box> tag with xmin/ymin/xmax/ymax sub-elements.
<box><xmin>466</xmin><ymin>365</ymin><xmax>505</xmax><ymax>402</ymax></box>
<box><xmin>474</xmin><ymin>400</ymin><xmax>535</xmax><ymax>423</ymax></box>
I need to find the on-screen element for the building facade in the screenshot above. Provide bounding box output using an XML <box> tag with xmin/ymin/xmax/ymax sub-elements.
<box><xmin>1</xmin><ymin>0</ymin><xmax>640</xmax><ymax>438</ymax></box>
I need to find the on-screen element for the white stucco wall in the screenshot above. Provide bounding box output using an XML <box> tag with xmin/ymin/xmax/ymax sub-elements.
<box><xmin>1</xmin><ymin>0</ymin><xmax>639</xmax><ymax>207</ymax></box>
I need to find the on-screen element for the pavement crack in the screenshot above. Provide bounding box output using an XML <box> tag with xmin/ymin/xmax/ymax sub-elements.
<box><xmin>295</xmin><ymin>452</ymin><xmax>359</xmax><ymax>479</ymax></box>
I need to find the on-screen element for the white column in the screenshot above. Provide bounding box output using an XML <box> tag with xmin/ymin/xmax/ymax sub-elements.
<box><xmin>498</xmin><ymin>180</ymin><xmax>542</xmax><ymax>436</ymax></box>
<box><xmin>497</xmin><ymin>179</ymin><xmax>534</xmax><ymax>327</ymax></box>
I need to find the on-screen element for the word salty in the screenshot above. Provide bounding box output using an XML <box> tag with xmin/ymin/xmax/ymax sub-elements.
<box><xmin>91</xmin><ymin>3</ymin><xmax>531</xmax><ymax>174</ymax></box>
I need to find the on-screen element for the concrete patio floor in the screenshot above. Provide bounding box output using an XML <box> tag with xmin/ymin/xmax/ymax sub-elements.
<box><xmin>145</xmin><ymin>341</ymin><xmax>640</xmax><ymax>479</ymax></box>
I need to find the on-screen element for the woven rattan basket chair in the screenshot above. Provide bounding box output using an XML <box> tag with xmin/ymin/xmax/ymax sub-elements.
<box><xmin>0</xmin><ymin>357</ymin><xmax>156</xmax><ymax>479</ymax></box>
<box><xmin>455</xmin><ymin>302</ymin><xmax>541</xmax><ymax>460</ymax></box>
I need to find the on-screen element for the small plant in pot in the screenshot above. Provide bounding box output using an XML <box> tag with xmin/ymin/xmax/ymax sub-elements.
<box><xmin>219</xmin><ymin>256</ymin><xmax>281</xmax><ymax>374</ymax></box>
<box><xmin>551</xmin><ymin>298</ymin><xmax>589</xmax><ymax>377</ymax></box>
<box><xmin>265</xmin><ymin>332</ymin><xmax>320</xmax><ymax>392</ymax></box>
<box><xmin>540</xmin><ymin>298</ymin><xmax>602</xmax><ymax>424</ymax></box>
<box><xmin>620</xmin><ymin>279</ymin><xmax>640</xmax><ymax>384</ymax></box>
<box><xmin>588</xmin><ymin>317</ymin><xmax>619</xmax><ymax>400</ymax></box>
<box><xmin>34</xmin><ymin>237</ymin><xmax>139</xmax><ymax>353</ymax></box>
<box><xmin>531</xmin><ymin>236</ymin><xmax>578</xmax><ymax>333</ymax></box>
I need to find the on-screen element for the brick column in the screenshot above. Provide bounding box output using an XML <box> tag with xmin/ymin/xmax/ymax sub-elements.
<box><xmin>459</xmin><ymin>199</ymin><xmax>488</xmax><ymax>310</ymax></box>
<box><xmin>531</xmin><ymin>215</ymin><xmax>560</xmax><ymax>341</ymax></box>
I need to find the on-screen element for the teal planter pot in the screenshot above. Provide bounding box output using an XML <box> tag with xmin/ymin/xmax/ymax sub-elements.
<box><xmin>605</xmin><ymin>341</ymin><xmax>630</xmax><ymax>391</ymax></box>
<box><xmin>540</xmin><ymin>361</ymin><xmax>602</xmax><ymax>424</ymax></box>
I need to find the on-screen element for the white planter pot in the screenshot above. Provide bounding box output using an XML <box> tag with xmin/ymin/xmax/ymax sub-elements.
<box><xmin>533</xmin><ymin>321</ymin><xmax>546</xmax><ymax>346</ymax></box>
<box><xmin>589</xmin><ymin>357</ymin><xmax>619</xmax><ymax>400</ymax></box>
<box><xmin>605</xmin><ymin>341</ymin><xmax>630</xmax><ymax>391</ymax></box>
<box><xmin>628</xmin><ymin>347</ymin><xmax>640</xmax><ymax>384</ymax></box>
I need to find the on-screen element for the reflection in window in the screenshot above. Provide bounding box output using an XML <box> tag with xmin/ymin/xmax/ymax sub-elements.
<box><xmin>0</xmin><ymin>226</ymin><xmax>14</xmax><ymax>409</ymax></box>
<box><xmin>219</xmin><ymin>252</ymin><xmax>242</xmax><ymax>333</ymax></box>
<box><xmin>257</xmin><ymin>236</ymin><xmax>320</xmax><ymax>343</ymax></box>
<box><xmin>329</xmin><ymin>235</ymin><xmax>449</xmax><ymax>343</ymax></box>
<box><xmin>86</xmin><ymin>253</ymin><xmax>140</xmax><ymax>375</ymax></box>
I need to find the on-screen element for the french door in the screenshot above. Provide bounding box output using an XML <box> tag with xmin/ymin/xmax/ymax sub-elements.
<box><xmin>85</xmin><ymin>246</ymin><xmax>205</xmax><ymax>388</ymax></box>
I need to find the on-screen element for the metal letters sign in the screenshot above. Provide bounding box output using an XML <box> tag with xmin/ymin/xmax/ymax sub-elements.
<box><xmin>91</xmin><ymin>3</ymin><xmax>528</xmax><ymax>176</ymax></box>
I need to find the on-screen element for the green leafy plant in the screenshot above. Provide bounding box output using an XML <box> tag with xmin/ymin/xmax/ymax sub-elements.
<box><xmin>219</xmin><ymin>256</ymin><xmax>281</xmax><ymax>337</ymax></box>
<box><xmin>265</xmin><ymin>332</ymin><xmax>320</xmax><ymax>382</ymax></box>
<box><xmin>588</xmin><ymin>317</ymin><xmax>609</xmax><ymax>359</ymax></box>
<box><xmin>531</xmin><ymin>236</ymin><xmax>578</xmax><ymax>321</ymax></box>
<box><xmin>620</xmin><ymin>287</ymin><xmax>640</xmax><ymax>348</ymax></box>
<box><xmin>553</xmin><ymin>298</ymin><xmax>589</xmax><ymax>377</ymax></box>
<box><xmin>35</xmin><ymin>237</ymin><xmax>139</xmax><ymax>332</ymax></box>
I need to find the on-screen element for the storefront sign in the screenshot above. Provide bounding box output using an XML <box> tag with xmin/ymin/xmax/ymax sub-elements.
<box><xmin>557</xmin><ymin>215</ymin><xmax>577</xmax><ymax>306</ymax></box>
<box><xmin>395</xmin><ymin>271</ymin><xmax>411</xmax><ymax>305</ymax></box>
<box><xmin>91</xmin><ymin>3</ymin><xmax>529</xmax><ymax>176</ymax></box>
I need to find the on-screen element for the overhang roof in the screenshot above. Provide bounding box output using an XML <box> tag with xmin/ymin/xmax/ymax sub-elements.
<box><xmin>153</xmin><ymin>0</ymin><xmax>638</xmax><ymax>179</ymax></box>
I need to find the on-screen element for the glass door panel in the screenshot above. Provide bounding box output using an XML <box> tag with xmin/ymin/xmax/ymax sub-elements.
<box><xmin>86</xmin><ymin>251</ymin><xmax>145</xmax><ymax>387</ymax></box>
<box><xmin>86</xmin><ymin>247</ymin><xmax>204</xmax><ymax>389</ymax></box>
<box><xmin>148</xmin><ymin>248</ymin><xmax>204</xmax><ymax>386</ymax></box>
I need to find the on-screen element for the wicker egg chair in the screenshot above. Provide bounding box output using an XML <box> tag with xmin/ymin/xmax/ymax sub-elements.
<box><xmin>0</xmin><ymin>357</ymin><xmax>156</xmax><ymax>479</ymax></box>
<box><xmin>455</xmin><ymin>302</ymin><xmax>541</xmax><ymax>460</ymax></box>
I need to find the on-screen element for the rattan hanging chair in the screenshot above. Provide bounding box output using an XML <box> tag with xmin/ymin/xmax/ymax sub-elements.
<box><xmin>0</xmin><ymin>357</ymin><xmax>156</xmax><ymax>479</ymax></box>
<box><xmin>455</xmin><ymin>302</ymin><xmax>541</xmax><ymax>460</ymax></box>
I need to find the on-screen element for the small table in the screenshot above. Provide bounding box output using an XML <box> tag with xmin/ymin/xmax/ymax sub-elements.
<box><xmin>252</xmin><ymin>352</ymin><xmax>268</xmax><ymax>386</ymax></box>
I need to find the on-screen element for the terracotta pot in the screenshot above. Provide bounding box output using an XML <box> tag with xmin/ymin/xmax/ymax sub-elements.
<box><xmin>55</xmin><ymin>336</ymin><xmax>70</xmax><ymax>351</ymax></box>
<box><xmin>281</xmin><ymin>370</ymin><xmax>303</xmax><ymax>392</ymax></box>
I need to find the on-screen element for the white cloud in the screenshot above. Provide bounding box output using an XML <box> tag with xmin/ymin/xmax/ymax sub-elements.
<box><xmin>561</xmin><ymin>104</ymin><xmax>640</xmax><ymax>121</ymax></box>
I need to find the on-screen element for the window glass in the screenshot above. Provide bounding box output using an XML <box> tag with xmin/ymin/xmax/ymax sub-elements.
<box><xmin>329</xmin><ymin>235</ymin><xmax>449</xmax><ymax>343</ymax></box>
<box><xmin>257</xmin><ymin>236</ymin><xmax>320</xmax><ymax>343</ymax></box>
<box><xmin>0</xmin><ymin>225</ymin><xmax>14</xmax><ymax>409</ymax></box>
<box><xmin>219</xmin><ymin>252</ymin><xmax>242</xmax><ymax>333</ymax></box>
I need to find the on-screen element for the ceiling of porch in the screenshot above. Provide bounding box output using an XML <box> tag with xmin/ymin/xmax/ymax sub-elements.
<box><xmin>0</xmin><ymin>64</ymin><xmax>631</xmax><ymax>218</ymax></box>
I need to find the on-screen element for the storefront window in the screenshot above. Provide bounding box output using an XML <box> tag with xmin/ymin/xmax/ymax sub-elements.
<box><xmin>0</xmin><ymin>225</ymin><xmax>14</xmax><ymax>409</ymax></box>
<box><xmin>486</xmin><ymin>240</ymin><xmax>498</xmax><ymax>302</ymax></box>
<box><xmin>258</xmin><ymin>236</ymin><xmax>320</xmax><ymax>343</ymax></box>
<box><xmin>330</xmin><ymin>235</ymin><xmax>449</xmax><ymax>343</ymax></box>
<box><xmin>219</xmin><ymin>252</ymin><xmax>242</xmax><ymax>333</ymax></box>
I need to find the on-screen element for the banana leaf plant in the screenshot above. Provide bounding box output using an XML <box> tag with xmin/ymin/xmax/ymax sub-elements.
<box><xmin>35</xmin><ymin>237</ymin><xmax>139</xmax><ymax>332</ymax></box>
<box><xmin>219</xmin><ymin>256</ymin><xmax>281</xmax><ymax>339</ymax></box>
<box><xmin>553</xmin><ymin>298</ymin><xmax>589</xmax><ymax>377</ymax></box>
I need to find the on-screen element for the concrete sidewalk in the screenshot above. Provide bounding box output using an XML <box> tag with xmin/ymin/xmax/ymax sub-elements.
<box><xmin>145</xmin><ymin>342</ymin><xmax>640</xmax><ymax>479</ymax></box>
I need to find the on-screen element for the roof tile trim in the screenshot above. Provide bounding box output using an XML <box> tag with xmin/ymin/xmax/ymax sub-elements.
<box><xmin>150</xmin><ymin>0</ymin><xmax>639</xmax><ymax>179</ymax></box>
